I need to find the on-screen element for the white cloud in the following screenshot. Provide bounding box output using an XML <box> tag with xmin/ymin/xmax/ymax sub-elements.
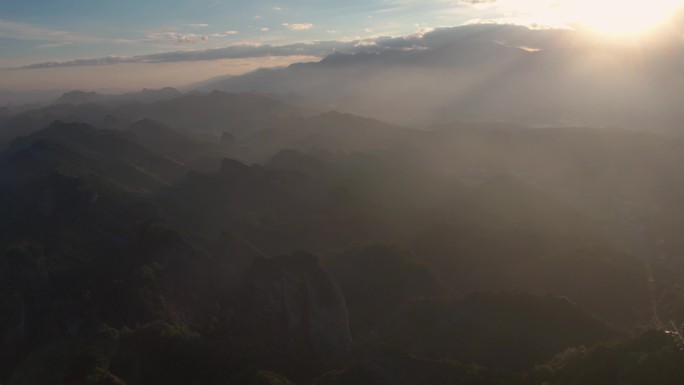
<box><xmin>355</xmin><ymin>39</ymin><xmax>378</xmax><ymax>47</ymax></box>
<box><xmin>35</xmin><ymin>42</ymin><xmax>74</xmax><ymax>49</ymax></box>
<box><xmin>260</xmin><ymin>27</ymin><xmax>270</xmax><ymax>32</ymax></box>
<box><xmin>147</xmin><ymin>32</ymin><xmax>210</xmax><ymax>44</ymax></box>
<box><xmin>186</xmin><ymin>24</ymin><xmax>210</xmax><ymax>28</ymax></box>
<box><xmin>283</xmin><ymin>23</ymin><xmax>314</xmax><ymax>31</ymax></box>
<box><xmin>208</xmin><ymin>31</ymin><xmax>239</xmax><ymax>38</ymax></box>
<box><xmin>411</xmin><ymin>27</ymin><xmax>435</xmax><ymax>38</ymax></box>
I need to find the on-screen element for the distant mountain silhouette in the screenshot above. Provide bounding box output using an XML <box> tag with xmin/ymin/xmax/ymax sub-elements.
<box><xmin>4</xmin><ymin>120</ymin><xmax>187</xmax><ymax>192</ymax></box>
<box><xmin>197</xmin><ymin>24</ymin><xmax>684</xmax><ymax>131</ymax></box>
<box><xmin>0</xmin><ymin>91</ymin><xmax>311</xmax><ymax>148</ymax></box>
<box><xmin>55</xmin><ymin>87</ymin><xmax>182</xmax><ymax>105</ymax></box>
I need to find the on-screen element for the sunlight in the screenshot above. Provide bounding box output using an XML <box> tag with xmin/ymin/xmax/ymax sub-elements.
<box><xmin>499</xmin><ymin>0</ymin><xmax>683</xmax><ymax>36</ymax></box>
<box><xmin>563</xmin><ymin>0</ymin><xmax>682</xmax><ymax>35</ymax></box>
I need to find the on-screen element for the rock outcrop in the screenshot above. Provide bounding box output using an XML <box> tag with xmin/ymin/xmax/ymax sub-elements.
<box><xmin>232</xmin><ymin>252</ymin><xmax>352</xmax><ymax>377</ymax></box>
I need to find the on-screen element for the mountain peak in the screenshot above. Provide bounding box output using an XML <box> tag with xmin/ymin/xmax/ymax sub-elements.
<box><xmin>55</xmin><ymin>90</ymin><xmax>103</xmax><ymax>105</ymax></box>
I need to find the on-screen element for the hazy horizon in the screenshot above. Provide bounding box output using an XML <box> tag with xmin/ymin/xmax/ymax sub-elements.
<box><xmin>2</xmin><ymin>1</ymin><xmax>684</xmax><ymax>90</ymax></box>
<box><xmin>3</xmin><ymin>2</ymin><xmax>684</xmax><ymax>385</ymax></box>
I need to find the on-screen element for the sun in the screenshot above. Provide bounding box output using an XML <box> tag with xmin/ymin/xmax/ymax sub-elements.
<box><xmin>498</xmin><ymin>0</ymin><xmax>683</xmax><ymax>36</ymax></box>
<box><xmin>560</xmin><ymin>0</ymin><xmax>683</xmax><ymax>35</ymax></box>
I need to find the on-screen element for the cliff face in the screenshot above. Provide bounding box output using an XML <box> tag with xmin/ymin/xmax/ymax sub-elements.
<box><xmin>232</xmin><ymin>252</ymin><xmax>352</xmax><ymax>376</ymax></box>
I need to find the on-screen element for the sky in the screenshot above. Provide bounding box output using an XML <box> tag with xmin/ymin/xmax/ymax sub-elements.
<box><xmin>1</xmin><ymin>0</ymin><xmax>683</xmax><ymax>90</ymax></box>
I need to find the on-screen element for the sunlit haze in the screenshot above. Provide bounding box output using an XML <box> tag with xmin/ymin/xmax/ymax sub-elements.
<box><xmin>497</xmin><ymin>0</ymin><xmax>684</xmax><ymax>35</ymax></box>
<box><xmin>567</xmin><ymin>0</ymin><xmax>682</xmax><ymax>34</ymax></box>
<box><xmin>1</xmin><ymin>0</ymin><xmax>683</xmax><ymax>90</ymax></box>
<box><xmin>5</xmin><ymin>1</ymin><xmax>684</xmax><ymax>384</ymax></box>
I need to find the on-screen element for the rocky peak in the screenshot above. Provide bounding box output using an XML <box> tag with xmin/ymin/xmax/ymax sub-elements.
<box><xmin>232</xmin><ymin>251</ymin><xmax>352</xmax><ymax>378</ymax></box>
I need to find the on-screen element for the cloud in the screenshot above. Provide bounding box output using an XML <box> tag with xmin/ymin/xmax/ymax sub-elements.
<box><xmin>16</xmin><ymin>56</ymin><xmax>134</xmax><ymax>69</ymax></box>
<box><xmin>460</xmin><ymin>0</ymin><xmax>496</xmax><ymax>3</ymax></box>
<box><xmin>355</xmin><ymin>39</ymin><xmax>378</xmax><ymax>47</ymax></box>
<box><xmin>35</xmin><ymin>42</ymin><xmax>74</xmax><ymax>49</ymax></box>
<box><xmin>10</xmin><ymin>40</ymin><xmax>363</xmax><ymax>70</ymax></box>
<box><xmin>186</xmin><ymin>23</ymin><xmax>210</xmax><ymax>28</ymax></box>
<box><xmin>9</xmin><ymin>24</ymin><xmax>569</xmax><ymax>70</ymax></box>
<box><xmin>379</xmin><ymin>0</ymin><xmax>471</xmax><ymax>13</ymax></box>
<box><xmin>146</xmin><ymin>32</ymin><xmax>210</xmax><ymax>44</ymax></box>
<box><xmin>113</xmin><ymin>39</ymin><xmax>139</xmax><ymax>44</ymax></box>
<box><xmin>260</xmin><ymin>27</ymin><xmax>270</xmax><ymax>32</ymax></box>
<box><xmin>283</xmin><ymin>23</ymin><xmax>314</xmax><ymax>31</ymax></box>
<box><xmin>208</xmin><ymin>31</ymin><xmax>239</xmax><ymax>38</ymax></box>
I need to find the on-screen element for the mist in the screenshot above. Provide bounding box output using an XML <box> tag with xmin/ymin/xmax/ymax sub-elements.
<box><xmin>198</xmin><ymin>24</ymin><xmax>684</xmax><ymax>131</ymax></box>
<box><xmin>2</xmin><ymin>3</ymin><xmax>684</xmax><ymax>385</ymax></box>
